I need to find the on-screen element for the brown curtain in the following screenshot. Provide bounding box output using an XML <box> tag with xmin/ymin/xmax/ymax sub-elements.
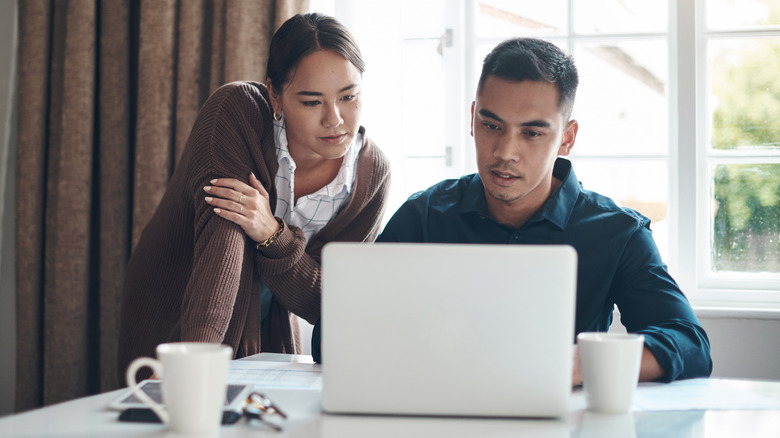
<box><xmin>15</xmin><ymin>0</ymin><xmax>308</xmax><ymax>412</ymax></box>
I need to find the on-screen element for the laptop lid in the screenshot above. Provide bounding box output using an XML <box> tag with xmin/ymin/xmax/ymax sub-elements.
<box><xmin>321</xmin><ymin>242</ymin><xmax>577</xmax><ymax>418</ymax></box>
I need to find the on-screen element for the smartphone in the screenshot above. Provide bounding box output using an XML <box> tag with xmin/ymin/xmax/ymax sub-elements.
<box><xmin>118</xmin><ymin>407</ymin><xmax>242</xmax><ymax>424</ymax></box>
<box><xmin>108</xmin><ymin>380</ymin><xmax>253</xmax><ymax>412</ymax></box>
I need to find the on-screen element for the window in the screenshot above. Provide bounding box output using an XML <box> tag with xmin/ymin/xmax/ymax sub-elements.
<box><xmin>470</xmin><ymin>0</ymin><xmax>674</xmax><ymax>258</ymax></box>
<box><xmin>315</xmin><ymin>0</ymin><xmax>780</xmax><ymax>306</ymax></box>
<box><xmin>314</xmin><ymin>0</ymin><xmax>469</xmax><ymax>216</ymax></box>
<box><xmin>698</xmin><ymin>0</ymin><xmax>780</xmax><ymax>301</ymax></box>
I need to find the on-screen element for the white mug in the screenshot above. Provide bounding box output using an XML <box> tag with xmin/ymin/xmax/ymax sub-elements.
<box><xmin>125</xmin><ymin>342</ymin><xmax>233</xmax><ymax>434</ymax></box>
<box><xmin>577</xmin><ymin>332</ymin><xmax>645</xmax><ymax>414</ymax></box>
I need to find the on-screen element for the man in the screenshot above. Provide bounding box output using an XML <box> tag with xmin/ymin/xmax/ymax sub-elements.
<box><xmin>378</xmin><ymin>38</ymin><xmax>712</xmax><ymax>384</ymax></box>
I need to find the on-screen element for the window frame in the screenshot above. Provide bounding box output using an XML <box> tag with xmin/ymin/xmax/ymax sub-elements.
<box><xmin>690</xmin><ymin>0</ymin><xmax>780</xmax><ymax>304</ymax></box>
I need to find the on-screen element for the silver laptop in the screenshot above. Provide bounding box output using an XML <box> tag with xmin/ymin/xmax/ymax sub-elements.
<box><xmin>321</xmin><ymin>242</ymin><xmax>577</xmax><ymax>418</ymax></box>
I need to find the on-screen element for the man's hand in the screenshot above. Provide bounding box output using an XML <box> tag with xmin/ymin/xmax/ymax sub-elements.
<box><xmin>572</xmin><ymin>345</ymin><xmax>582</xmax><ymax>387</ymax></box>
<box><xmin>638</xmin><ymin>346</ymin><xmax>665</xmax><ymax>382</ymax></box>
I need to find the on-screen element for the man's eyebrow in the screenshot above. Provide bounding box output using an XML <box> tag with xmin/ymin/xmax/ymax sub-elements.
<box><xmin>477</xmin><ymin>108</ymin><xmax>503</xmax><ymax>123</ymax></box>
<box><xmin>296</xmin><ymin>83</ymin><xmax>359</xmax><ymax>97</ymax></box>
<box><xmin>477</xmin><ymin>108</ymin><xmax>551</xmax><ymax>128</ymax></box>
<box><xmin>521</xmin><ymin>120</ymin><xmax>552</xmax><ymax>128</ymax></box>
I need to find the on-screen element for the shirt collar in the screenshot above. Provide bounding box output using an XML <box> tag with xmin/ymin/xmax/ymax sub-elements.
<box><xmin>541</xmin><ymin>157</ymin><xmax>579</xmax><ymax>230</ymax></box>
<box><xmin>460</xmin><ymin>174</ymin><xmax>487</xmax><ymax>215</ymax></box>
<box><xmin>273</xmin><ymin>116</ymin><xmax>293</xmax><ymax>169</ymax></box>
<box><xmin>460</xmin><ymin>157</ymin><xmax>580</xmax><ymax>230</ymax></box>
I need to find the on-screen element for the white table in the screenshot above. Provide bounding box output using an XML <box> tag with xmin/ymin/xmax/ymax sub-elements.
<box><xmin>1</xmin><ymin>353</ymin><xmax>779</xmax><ymax>437</ymax></box>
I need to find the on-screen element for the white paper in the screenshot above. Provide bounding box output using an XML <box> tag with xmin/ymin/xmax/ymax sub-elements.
<box><xmin>632</xmin><ymin>378</ymin><xmax>780</xmax><ymax>411</ymax></box>
<box><xmin>227</xmin><ymin>360</ymin><xmax>322</xmax><ymax>390</ymax></box>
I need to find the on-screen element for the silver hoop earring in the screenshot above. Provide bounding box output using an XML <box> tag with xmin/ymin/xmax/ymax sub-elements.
<box><xmin>273</xmin><ymin>112</ymin><xmax>282</xmax><ymax>121</ymax></box>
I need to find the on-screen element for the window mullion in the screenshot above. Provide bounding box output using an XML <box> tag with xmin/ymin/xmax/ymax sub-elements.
<box><xmin>670</xmin><ymin>0</ymin><xmax>699</xmax><ymax>296</ymax></box>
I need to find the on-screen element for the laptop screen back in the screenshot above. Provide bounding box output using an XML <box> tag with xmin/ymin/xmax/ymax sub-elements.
<box><xmin>321</xmin><ymin>242</ymin><xmax>577</xmax><ymax>418</ymax></box>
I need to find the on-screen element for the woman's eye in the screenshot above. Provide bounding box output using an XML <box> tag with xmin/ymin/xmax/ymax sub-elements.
<box><xmin>302</xmin><ymin>100</ymin><xmax>321</xmax><ymax>107</ymax></box>
<box><xmin>341</xmin><ymin>94</ymin><xmax>356</xmax><ymax>102</ymax></box>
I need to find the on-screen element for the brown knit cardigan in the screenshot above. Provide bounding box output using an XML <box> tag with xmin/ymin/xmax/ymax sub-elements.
<box><xmin>117</xmin><ymin>81</ymin><xmax>390</xmax><ymax>382</ymax></box>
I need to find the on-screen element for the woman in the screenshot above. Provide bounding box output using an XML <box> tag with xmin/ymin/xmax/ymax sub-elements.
<box><xmin>118</xmin><ymin>13</ymin><xmax>390</xmax><ymax>381</ymax></box>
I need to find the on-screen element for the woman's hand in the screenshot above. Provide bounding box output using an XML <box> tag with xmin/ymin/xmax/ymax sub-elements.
<box><xmin>204</xmin><ymin>173</ymin><xmax>281</xmax><ymax>243</ymax></box>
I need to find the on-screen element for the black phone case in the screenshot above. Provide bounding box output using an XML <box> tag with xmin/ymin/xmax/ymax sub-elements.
<box><xmin>118</xmin><ymin>408</ymin><xmax>241</xmax><ymax>424</ymax></box>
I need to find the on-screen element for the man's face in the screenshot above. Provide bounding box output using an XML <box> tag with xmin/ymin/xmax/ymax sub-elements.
<box><xmin>471</xmin><ymin>76</ymin><xmax>577</xmax><ymax>219</ymax></box>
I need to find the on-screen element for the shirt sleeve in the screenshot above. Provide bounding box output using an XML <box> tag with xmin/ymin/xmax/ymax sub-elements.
<box><xmin>612</xmin><ymin>220</ymin><xmax>713</xmax><ymax>382</ymax></box>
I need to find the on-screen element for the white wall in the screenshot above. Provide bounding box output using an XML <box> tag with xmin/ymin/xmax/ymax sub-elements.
<box><xmin>699</xmin><ymin>315</ymin><xmax>780</xmax><ymax>380</ymax></box>
<box><xmin>608</xmin><ymin>309</ymin><xmax>777</xmax><ymax>380</ymax></box>
<box><xmin>0</xmin><ymin>0</ymin><xmax>17</xmax><ymax>418</ymax></box>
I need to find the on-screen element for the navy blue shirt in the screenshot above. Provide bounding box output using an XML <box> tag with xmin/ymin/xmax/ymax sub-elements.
<box><xmin>378</xmin><ymin>158</ymin><xmax>712</xmax><ymax>382</ymax></box>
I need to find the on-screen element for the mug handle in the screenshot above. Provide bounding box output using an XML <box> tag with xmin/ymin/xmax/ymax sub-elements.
<box><xmin>125</xmin><ymin>357</ymin><xmax>169</xmax><ymax>424</ymax></box>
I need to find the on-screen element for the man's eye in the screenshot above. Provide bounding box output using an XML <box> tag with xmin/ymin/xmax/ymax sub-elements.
<box><xmin>483</xmin><ymin>123</ymin><xmax>500</xmax><ymax>131</ymax></box>
<box><xmin>341</xmin><ymin>95</ymin><xmax>356</xmax><ymax>102</ymax></box>
<box><xmin>526</xmin><ymin>131</ymin><xmax>542</xmax><ymax>138</ymax></box>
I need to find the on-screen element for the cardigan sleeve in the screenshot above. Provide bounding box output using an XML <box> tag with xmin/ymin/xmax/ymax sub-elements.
<box><xmin>255</xmin><ymin>139</ymin><xmax>391</xmax><ymax>324</ymax></box>
<box><xmin>180</xmin><ymin>219</ymin><xmax>248</xmax><ymax>342</ymax></box>
<box><xmin>178</xmin><ymin>82</ymin><xmax>274</xmax><ymax>343</ymax></box>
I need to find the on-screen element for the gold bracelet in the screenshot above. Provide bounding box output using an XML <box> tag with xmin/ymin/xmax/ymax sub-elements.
<box><xmin>255</xmin><ymin>218</ymin><xmax>284</xmax><ymax>250</ymax></box>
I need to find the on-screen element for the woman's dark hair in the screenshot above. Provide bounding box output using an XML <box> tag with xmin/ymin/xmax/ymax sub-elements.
<box><xmin>266</xmin><ymin>13</ymin><xmax>365</xmax><ymax>94</ymax></box>
<box><xmin>477</xmin><ymin>38</ymin><xmax>579</xmax><ymax>119</ymax></box>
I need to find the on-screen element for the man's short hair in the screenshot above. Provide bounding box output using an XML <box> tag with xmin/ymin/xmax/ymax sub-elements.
<box><xmin>477</xmin><ymin>38</ymin><xmax>579</xmax><ymax>119</ymax></box>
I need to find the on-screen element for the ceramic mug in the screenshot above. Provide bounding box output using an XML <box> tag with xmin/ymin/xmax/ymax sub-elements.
<box><xmin>577</xmin><ymin>332</ymin><xmax>645</xmax><ymax>414</ymax></box>
<box><xmin>125</xmin><ymin>342</ymin><xmax>232</xmax><ymax>434</ymax></box>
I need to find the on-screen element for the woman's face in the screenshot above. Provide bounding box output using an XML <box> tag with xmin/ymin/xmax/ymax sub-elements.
<box><xmin>267</xmin><ymin>50</ymin><xmax>363</xmax><ymax>167</ymax></box>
